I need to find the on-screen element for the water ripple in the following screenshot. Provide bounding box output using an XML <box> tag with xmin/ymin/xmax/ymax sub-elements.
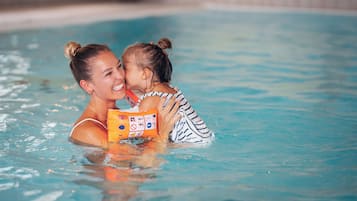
<box><xmin>32</xmin><ymin>191</ymin><xmax>63</xmax><ymax>201</ymax></box>
<box><xmin>0</xmin><ymin>51</ymin><xmax>32</xmax><ymax>134</ymax></box>
<box><xmin>0</xmin><ymin>166</ymin><xmax>40</xmax><ymax>191</ymax></box>
<box><xmin>0</xmin><ymin>10</ymin><xmax>356</xmax><ymax>201</ymax></box>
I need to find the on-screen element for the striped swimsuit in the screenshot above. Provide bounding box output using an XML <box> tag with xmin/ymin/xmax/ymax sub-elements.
<box><xmin>139</xmin><ymin>88</ymin><xmax>215</xmax><ymax>144</ymax></box>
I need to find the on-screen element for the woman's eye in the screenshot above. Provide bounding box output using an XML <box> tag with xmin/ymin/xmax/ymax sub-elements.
<box><xmin>105</xmin><ymin>72</ymin><xmax>112</xmax><ymax>76</ymax></box>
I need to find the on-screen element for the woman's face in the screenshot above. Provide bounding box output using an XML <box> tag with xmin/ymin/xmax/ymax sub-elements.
<box><xmin>88</xmin><ymin>50</ymin><xmax>126</xmax><ymax>101</ymax></box>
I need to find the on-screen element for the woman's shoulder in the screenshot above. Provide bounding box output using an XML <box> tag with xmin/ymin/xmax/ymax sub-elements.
<box><xmin>69</xmin><ymin>118</ymin><xmax>107</xmax><ymax>147</ymax></box>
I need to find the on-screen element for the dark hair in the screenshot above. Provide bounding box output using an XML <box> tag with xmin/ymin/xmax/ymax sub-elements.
<box><xmin>64</xmin><ymin>41</ymin><xmax>111</xmax><ymax>85</ymax></box>
<box><xmin>123</xmin><ymin>38</ymin><xmax>173</xmax><ymax>83</ymax></box>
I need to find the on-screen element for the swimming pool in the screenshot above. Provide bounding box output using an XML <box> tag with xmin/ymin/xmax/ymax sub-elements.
<box><xmin>1</xmin><ymin>8</ymin><xmax>357</xmax><ymax>201</ymax></box>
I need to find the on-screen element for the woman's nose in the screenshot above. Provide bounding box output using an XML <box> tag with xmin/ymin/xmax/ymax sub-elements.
<box><xmin>114</xmin><ymin>67</ymin><xmax>124</xmax><ymax>80</ymax></box>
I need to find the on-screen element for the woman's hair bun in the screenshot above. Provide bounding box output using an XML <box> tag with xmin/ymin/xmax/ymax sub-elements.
<box><xmin>157</xmin><ymin>38</ymin><xmax>172</xmax><ymax>50</ymax></box>
<box><xmin>64</xmin><ymin>41</ymin><xmax>81</xmax><ymax>59</ymax></box>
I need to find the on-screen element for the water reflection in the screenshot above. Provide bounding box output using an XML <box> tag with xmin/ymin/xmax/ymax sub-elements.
<box><xmin>0</xmin><ymin>51</ymin><xmax>30</xmax><ymax>132</ymax></box>
<box><xmin>73</xmin><ymin>141</ymin><xmax>165</xmax><ymax>201</ymax></box>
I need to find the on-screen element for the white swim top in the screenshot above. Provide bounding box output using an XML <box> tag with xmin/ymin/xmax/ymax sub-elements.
<box><xmin>69</xmin><ymin>118</ymin><xmax>107</xmax><ymax>137</ymax></box>
<box><xmin>139</xmin><ymin>88</ymin><xmax>215</xmax><ymax>144</ymax></box>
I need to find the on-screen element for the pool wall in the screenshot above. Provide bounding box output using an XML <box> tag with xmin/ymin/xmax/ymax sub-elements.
<box><xmin>1</xmin><ymin>0</ymin><xmax>357</xmax><ymax>10</ymax></box>
<box><xmin>1</xmin><ymin>1</ymin><xmax>357</xmax><ymax>34</ymax></box>
<box><xmin>160</xmin><ymin>0</ymin><xmax>357</xmax><ymax>10</ymax></box>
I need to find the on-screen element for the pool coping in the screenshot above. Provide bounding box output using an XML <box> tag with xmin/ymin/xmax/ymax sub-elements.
<box><xmin>1</xmin><ymin>2</ymin><xmax>356</xmax><ymax>33</ymax></box>
<box><xmin>0</xmin><ymin>3</ymin><xmax>204</xmax><ymax>33</ymax></box>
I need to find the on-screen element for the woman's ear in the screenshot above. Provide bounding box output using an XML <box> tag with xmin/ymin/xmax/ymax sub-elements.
<box><xmin>79</xmin><ymin>80</ymin><xmax>94</xmax><ymax>95</ymax></box>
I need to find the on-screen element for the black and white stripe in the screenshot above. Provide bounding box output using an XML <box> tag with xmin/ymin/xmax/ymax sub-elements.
<box><xmin>139</xmin><ymin>88</ymin><xmax>215</xmax><ymax>144</ymax></box>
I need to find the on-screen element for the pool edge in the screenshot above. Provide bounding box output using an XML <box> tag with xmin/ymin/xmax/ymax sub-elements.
<box><xmin>1</xmin><ymin>2</ymin><xmax>357</xmax><ymax>33</ymax></box>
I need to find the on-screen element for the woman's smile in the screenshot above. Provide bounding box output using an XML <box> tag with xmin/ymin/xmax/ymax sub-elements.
<box><xmin>113</xmin><ymin>83</ymin><xmax>124</xmax><ymax>92</ymax></box>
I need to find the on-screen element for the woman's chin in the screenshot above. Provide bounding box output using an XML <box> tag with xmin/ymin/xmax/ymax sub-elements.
<box><xmin>112</xmin><ymin>91</ymin><xmax>126</xmax><ymax>100</ymax></box>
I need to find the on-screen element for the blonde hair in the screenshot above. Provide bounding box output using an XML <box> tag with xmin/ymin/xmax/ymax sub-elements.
<box><xmin>64</xmin><ymin>41</ymin><xmax>111</xmax><ymax>85</ymax></box>
<box><xmin>64</xmin><ymin>41</ymin><xmax>81</xmax><ymax>59</ymax></box>
<box><xmin>122</xmin><ymin>38</ymin><xmax>173</xmax><ymax>83</ymax></box>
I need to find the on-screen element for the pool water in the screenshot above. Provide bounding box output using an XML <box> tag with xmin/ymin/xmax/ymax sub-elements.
<box><xmin>1</xmin><ymin>9</ymin><xmax>357</xmax><ymax>201</ymax></box>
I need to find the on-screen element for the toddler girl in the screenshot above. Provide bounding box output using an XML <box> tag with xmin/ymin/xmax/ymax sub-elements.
<box><xmin>122</xmin><ymin>38</ymin><xmax>214</xmax><ymax>145</ymax></box>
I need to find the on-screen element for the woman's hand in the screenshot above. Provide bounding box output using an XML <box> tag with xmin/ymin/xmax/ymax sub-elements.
<box><xmin>157</xmin><ymin>96</ymin><xmax>181</xmax><ymax>143</ymax></box>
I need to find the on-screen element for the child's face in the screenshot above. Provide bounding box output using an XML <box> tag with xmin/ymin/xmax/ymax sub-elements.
<box><xmin>123</xmin><ymin>54</ymin><xmax>146</xmax><ymax>92</ymax></box>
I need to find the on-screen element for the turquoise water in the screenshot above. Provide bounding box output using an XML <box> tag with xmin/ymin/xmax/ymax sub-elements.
<box><xmin>1</xmin><ymin>9</ymin><xmax>357</xmax><ymax>201</ymax></box>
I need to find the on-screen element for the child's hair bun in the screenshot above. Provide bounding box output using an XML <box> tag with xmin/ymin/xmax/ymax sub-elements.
<box><xmin>157</xmin><ymin>38</ymin><xmax>172</xmax><ymax>50</ymax></box>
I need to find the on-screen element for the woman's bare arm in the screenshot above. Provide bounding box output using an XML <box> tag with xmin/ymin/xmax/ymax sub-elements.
<box><xmin>156</xmin><ymin>96</ymin><xmax>181</xmax><ymax>142</ymax></box>
<box><xmin>70</xmin><ymin>122</ymin><xmax>108</xmax><ymax>148</ymax></box>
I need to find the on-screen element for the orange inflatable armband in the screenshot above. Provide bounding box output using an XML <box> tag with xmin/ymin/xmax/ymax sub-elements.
<box><xmin>107</xmin><ymin>109</ymin><xmax>159</xmax><ymax>143</ymax></box>
<box><xmin>126</xmin><ymin>89</ymin><xmax>139</xmax><ymax>107</ymax></box>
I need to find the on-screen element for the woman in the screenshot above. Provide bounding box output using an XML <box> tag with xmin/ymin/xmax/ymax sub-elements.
<box><xmin>64</xmin><ymin>41</ymin><xmax>180</xmax><ymax>148</ymax></box>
